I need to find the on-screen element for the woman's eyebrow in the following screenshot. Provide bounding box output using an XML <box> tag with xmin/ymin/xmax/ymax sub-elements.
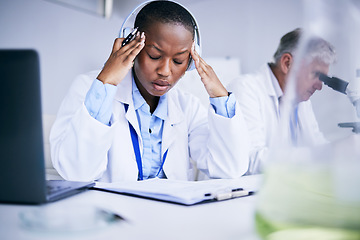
<box><xmin>175</xmin><ymin>50</ymin><xmax>189</xmax><ymax>56</ymax></box>
<box><xmin>151</xmin><ymin>45</ymin><xmax>163</xmax><ymax>52</ymax></box>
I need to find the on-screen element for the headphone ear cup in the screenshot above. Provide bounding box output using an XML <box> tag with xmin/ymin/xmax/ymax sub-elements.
<box><xmin>194</xmin><ymin>42</ymin><xmax>201</xmax><ymax>55</ymax></box>
<box><xmin>187</xmin><ymin>57</ymin><xmax>195</xmax><ymax>71</ymax></box>
<box><xmin>186</xmin><ymin>43</ymin><xmax>201</xmax><ymax>71</ymax></box>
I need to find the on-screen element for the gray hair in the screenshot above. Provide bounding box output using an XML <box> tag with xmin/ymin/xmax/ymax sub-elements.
<box><xmin>303</xmin><ymin>37</ymin><xmax>336</xmax><ymax>65</ymax></box>
<box><xmin>273</xmin><ymin>28</ymin><xmax>336</xmax><ymax>65</ymax></box>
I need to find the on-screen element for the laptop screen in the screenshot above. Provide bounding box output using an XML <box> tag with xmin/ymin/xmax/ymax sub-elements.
<box><xmin>0</xmin><ymin>49</ymin><xmax>47</xmax><ymax>203</ymax></box>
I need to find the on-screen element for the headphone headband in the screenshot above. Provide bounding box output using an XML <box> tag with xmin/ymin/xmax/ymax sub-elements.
<box><xmin>119</xmin><ymin>0</ymin><xmax>150</xmax><ymax>38</ymax></box>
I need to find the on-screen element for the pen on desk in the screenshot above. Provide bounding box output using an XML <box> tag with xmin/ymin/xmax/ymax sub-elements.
<box><xmin>99</xmin><ymin>209</ymin><xmax>127</xmax><ymax>222</ymax></box>
<box><xmin>121</xmin><ymin>27</ymin><xmax>139</xmax><ymax>47</ymax></box>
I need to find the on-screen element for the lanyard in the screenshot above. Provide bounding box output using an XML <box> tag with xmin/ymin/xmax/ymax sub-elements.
<box><xmin>124</xmin><ymin>104</ymin><xmax>167</xmax><ymax>180</ymax></box>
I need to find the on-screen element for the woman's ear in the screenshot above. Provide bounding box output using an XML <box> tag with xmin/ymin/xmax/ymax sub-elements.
<box><xmin>280</xmin><ymin>53</ymin><xmax>293</xmax><ymax>75</ymax></box>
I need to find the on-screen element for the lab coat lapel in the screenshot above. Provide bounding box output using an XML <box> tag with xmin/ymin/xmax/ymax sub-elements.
<box><xmin>161</xmin><ymin>92</ymin><xmax>184</xmax><ymax>157</ymax></box>
<box><xmin>113</xmin><ymin>72</ymin><xmax>141</xmax><ymax>138</ymax></box>
<box><xmin>263</xmin><ymin>64</ymin><xmax>281</xmax><ymax>117</ymax></box>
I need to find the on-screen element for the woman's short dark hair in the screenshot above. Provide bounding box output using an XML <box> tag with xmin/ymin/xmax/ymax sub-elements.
<box><xmin>134</xmin><ymin>0</ymin><xmax>196</xmax><ymax>39</ymax></box>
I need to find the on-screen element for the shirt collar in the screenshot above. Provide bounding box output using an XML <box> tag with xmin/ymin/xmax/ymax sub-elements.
<box><xmin>132</xmin><ymin>77</ymin><xmax>168</xmax><ymax>120</ymax></box>
<box><xmin>132</xmin><ymin>77</ymin><xmax>146</xmax><ymax>111</ymax></box>
<box><xmin>267</xmin><ymin>63</ymin><xmax>283</xmax><ymax>99</ymax></box>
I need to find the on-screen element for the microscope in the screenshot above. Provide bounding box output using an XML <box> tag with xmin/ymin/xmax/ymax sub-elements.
<box><xmin>319</xmin><ymin>70</ymin><xmax>360</xmax><ymax>133</ymax></box>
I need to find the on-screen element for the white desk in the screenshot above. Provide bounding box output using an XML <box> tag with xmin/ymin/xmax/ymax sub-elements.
<box><xmin>0</xmin><ymin>176</ymin><xmax>262</xmax><ymax>240</ymax></box>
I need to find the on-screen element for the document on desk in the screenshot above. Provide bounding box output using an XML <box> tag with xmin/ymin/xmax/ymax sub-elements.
<box><xmin>94</xmin><ymin>177</ymin><xmax>259</xmax><ymax>205</ymax></box>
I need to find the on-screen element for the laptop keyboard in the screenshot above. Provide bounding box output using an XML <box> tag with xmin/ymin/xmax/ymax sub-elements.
<box><xmin>46</xmin><ymin>182</ymin><xmax>71</xmax><ymax>195</ymax></box>
<box><xmin>44</xmin><ymin>180</ymin><xmax>94</xmax><ymax>201</ymax></box>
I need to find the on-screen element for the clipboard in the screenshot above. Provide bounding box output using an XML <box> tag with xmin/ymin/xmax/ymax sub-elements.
<box><xmin>93</xmin><ymin>178</ymin><xmax>256</xmax><ymax>205</ymax></box>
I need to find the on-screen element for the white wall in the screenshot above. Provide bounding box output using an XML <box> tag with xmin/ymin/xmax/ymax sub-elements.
<box><xmin>0</xmin><ymin>0</ymin><xmax>304</xmax><ymax>115</ymax></box>
<box><xmin>188</xmin><ymin>0</ymin><xmax>304</xmax><ymax>73</ymax></box>
<box><xmin>0</xmin><ymin>0</ymin><xmax>125</xmax><ymax>114</ymax></box>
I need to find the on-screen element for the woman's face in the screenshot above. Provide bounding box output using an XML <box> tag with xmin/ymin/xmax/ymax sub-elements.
<box><xmin>133</xmin><ymin>21</ymin><xmax>193</xmax><ymax>97</ymax></box>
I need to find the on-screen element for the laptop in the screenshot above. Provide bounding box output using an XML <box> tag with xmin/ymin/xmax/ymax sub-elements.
<box><xmin>0</xmin><ymin>49</ymin><xmax>94</xmax><ymax>204</ymax></box>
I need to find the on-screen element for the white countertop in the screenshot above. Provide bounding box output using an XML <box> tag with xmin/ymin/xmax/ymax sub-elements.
<box><xmin>0</xmin><ymin>175</ymin><xmax>262</xmax><ymax>240</ymax></box>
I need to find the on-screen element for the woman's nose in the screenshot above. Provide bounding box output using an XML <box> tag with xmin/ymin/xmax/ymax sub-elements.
<box><xmin>157</xmin><ymin>59</ymin><xmax>171</xmax><ymax>77</ymax></box>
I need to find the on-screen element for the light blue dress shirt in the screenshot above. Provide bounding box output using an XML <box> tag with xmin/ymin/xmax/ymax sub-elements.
<box><xmin>85</xmin><ymin>78</ymin><xmax>236</xmax><ymax>179</ymax></box>
<box><xmin>132</xmin><ymin>80</ymin><xmax>167</xmax><ymax>179</ymax></box>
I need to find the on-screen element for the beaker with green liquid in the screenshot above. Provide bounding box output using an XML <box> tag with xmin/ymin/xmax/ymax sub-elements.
<box><xmin>255</xmin><ymin>0</ymin><xmax>360</xmax><ymax>239</ymax></box>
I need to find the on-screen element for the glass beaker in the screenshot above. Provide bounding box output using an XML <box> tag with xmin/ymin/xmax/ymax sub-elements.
<box><xmin>255</xmin><ymin>0</ymin><xmax>360</xmax><ymax>239</ymax></box>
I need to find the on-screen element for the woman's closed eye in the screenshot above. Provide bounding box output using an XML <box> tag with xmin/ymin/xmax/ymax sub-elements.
<box><xmin>148</xmin><ymin>53</ymin><xmax>161</xmax><ymax>60</ymax></box>
<box><xmin>173</xmin><ymin>55</ymin><xmax>189</xmax><ymax>65</ymax></box>
<box><xmin>147</xmin><ymin>52</ymin><xmax>185</xmax><ymax>65</ymax></box>
<box><xmin>173</xmin><ymin>59</ymin><xmax>184</xmax><ymax>65</ymax></box>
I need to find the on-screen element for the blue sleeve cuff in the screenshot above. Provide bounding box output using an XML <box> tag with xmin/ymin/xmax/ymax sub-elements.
<box><xmin>209</xmin><ymin>92</ymin><xmax>236</xmax><ymax>118</ymax></box>
<box><xmin>85</xmin><ymin>79</ymin><xmax>117</xmax><ymax>125</ymax></box>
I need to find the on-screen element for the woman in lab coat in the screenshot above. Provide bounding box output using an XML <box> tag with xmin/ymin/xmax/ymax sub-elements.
<box><xmin>50</xmin><ymin>1</ymin><xmax>249</xmax><ymax>182</ymax></box>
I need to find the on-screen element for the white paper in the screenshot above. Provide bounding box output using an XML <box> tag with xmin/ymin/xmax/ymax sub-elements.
<box><xmin>94</xmin><ymin>177</ymin><xmax>259</xmax><ymax>205</ymax></box>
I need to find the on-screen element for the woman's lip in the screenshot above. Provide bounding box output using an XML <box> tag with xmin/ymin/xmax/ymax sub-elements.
<box><xmin>152</xmin><ymin>81</ymin><xmax>170</xmax><ymax>91</ymax></box>
<box><xmin>153</xmin><ymin>80</ymin><xmax>170</xmax><ymax>86</ymax></box>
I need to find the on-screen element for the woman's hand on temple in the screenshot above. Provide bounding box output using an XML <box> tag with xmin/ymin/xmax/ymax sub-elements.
<box><xmin>97</xmin><ymin>32</ymin><xmax>145</xmax><ymax>86</ymax></box>
<box><xmin>190</xmin><ymin>42</ymin><xmax>228</xmax><ymax>98</ymax></box>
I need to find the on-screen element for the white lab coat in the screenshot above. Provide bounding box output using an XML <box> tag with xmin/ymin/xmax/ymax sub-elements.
<box><xmin>227</xmin><ymin>64</ymin><xmax>327</xmax><ymax>174</ymax></box>
<box><xmin>50</xmin><ymin>70</ymin><xmax>250</xmax><ymax>182</ymax></box>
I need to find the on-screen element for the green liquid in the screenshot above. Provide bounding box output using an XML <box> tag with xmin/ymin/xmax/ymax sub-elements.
<box><xmin>255</xmin><ymin>211</ymin><xmax>360</xmax><ymax>240</ymax></box>
<box><xmin>255</xmin><ymin>162</ymin><xmax>360</xmax><ymax>240</ymax></box>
